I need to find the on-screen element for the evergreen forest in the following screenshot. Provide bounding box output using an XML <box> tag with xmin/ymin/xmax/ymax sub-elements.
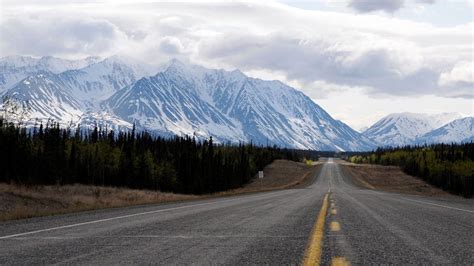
<box><xmin>0</xmin><ymin>119</ymin><xmax>305</xmax><ymax>194</ymax></box>
<box><xmin>349</xmin><ymin>143</ymin><xmax>474</xmax><ymax>197</ymax></box>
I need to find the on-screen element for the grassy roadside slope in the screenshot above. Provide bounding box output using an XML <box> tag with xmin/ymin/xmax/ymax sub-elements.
<box><xmin>0</xmin><ymin>159</ymin><xmax>320</xmax><ymax>221</ymax></box>
<box><xmin>339</xmin><ymin>161</ymin><xmax>453</xmax><ymax>197</ymax></box>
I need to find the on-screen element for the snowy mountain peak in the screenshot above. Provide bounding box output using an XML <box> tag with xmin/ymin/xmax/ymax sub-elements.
<box><xmin>103</xmin><ymin>61</ymin><xmax>374</xmax><ymax>151</ymax></box>
<box><xmin>428</xmin><ymin>112</ymin><xmax>464</xmax><ymax>129</ymax></box>
<box><xmin>417</xmin><ymin>117</ymin><xmax>474</xmax><ymax>144</ymax></box>
<box><xmin>3</xmin><ymin>71</ymin><xmax>83</xmax><ymax>124</ymax></box>
<box><xmin>5</xmin><ymin>55</ymin><xmax>468</xmax><ymax>150</ymax></box>
<box><xmin>164</xmin><ymin>58</ymin><xmax>207</xmax><ymax>78</ymax></box>
<box><xmin>167</xmin><ymin>58</ymin><xmax>186</xmax><ymax>67</ymax></box>
<box><xmin>364</xmin><ymin>112</ymin><xmax>466</xmax><ymax>146</ymax></box>
<box><xmin>0</xmin><ymin>55</ymin><xmax>103</xmax><ymax>93</ymax></box>
<box><xmin>98</xmin><ymin>55</ymin><xmax>157</xmax><ymax>77</ymax></box>
<box><xmin>36</xmin><ymin>55</ymin><xmax>102</xmax><ymax>73</ymax></box>
<box><xmin>0</xmin><ymin>55</ymin><xmax>38</xmax><ymax>68</ymax></box>
<box><xmin>383</xmin><ymin>112</ymin><xmax>461</xmax><ymax>127</ymax></box>
<box><xmin>228</xmin><ymin>69</ymin><xmax>246</xmax><ymax>79</ymax></box>
<box><xmin>100</xmin><ymin>55</ymin><xmax>132</xmax><ymax>67</ymax></box>
<box><xmin>85</xmin><ymin>56</ymin><xmax>102</xmax><ymax>63</ymax></box>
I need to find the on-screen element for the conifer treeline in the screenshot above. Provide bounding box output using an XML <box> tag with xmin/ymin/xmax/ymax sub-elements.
<box><xmin>349</xmin><ymin>143</ymin><xmax>474</xmax><ymax>197</ymax></box>
<box><xmin>0</xmin><ymin>119</ymin><xmax>304</xmax><ymax>194</ymax></box>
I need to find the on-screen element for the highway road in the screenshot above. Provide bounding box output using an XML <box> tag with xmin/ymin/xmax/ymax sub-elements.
<box><xmin>0</xmin><ymin>158</ymin><xmax>473</xmax><ymax>264</ymax></box>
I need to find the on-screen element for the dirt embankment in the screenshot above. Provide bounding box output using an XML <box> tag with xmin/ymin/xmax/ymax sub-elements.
<box><xmin>218</xmin><ymin>159</ymin><xmax>322</xmax><ymax>196</ymax></box>
<box><xmin>340</xmin><ymin>161</ymin><xmax>452</xmax><ymax>197</ymax></box>
<box><xmin>0</xmin><ymin>159</ymin><xmax>320</xmax><ymax>221</ymax></box>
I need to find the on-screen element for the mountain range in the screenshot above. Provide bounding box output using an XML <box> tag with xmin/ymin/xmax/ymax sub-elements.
<box><xmin>0</xmin><ymin>55</ymin><xmax>472</xmax><ymax>151</ymax></box>
<box><xmin>415</xmin><ymin>117</ymin><xmax>474</xmax><ymax>145</ymax></box>
<box><xmin>362</xmin><ymin>112</ymin><xmax>469</xmax><ymax>147</ymax></box>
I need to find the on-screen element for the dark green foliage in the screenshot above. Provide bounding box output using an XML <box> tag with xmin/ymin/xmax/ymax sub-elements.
<box><xmin>349</xmin><ymin>143</ymin><xmax>474</xmax><ymax>198</ymax></box>
<box><xmin>0</xmin><ymin>118</ymin><xmax>302</xmax><ymax>194</ymax></box>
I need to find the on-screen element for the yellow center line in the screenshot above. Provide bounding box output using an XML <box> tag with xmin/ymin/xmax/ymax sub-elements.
<box><xmin>302</xmin><ymin>193</ymin><xmax>329</xmax><ymax>266</ymax></box>
<box><xmin>330</xmin><ymin>209</ymin><xmax>337</xmax><ymax>215</ymax></box>
<box><xmin>330</xmin><ymin>221</ymin><xmax>340</xmax><ymax>232</ymax></box>
<box><xmin>331</xmin><ymin>257</ymin><xmax>350</xmax><ymax>266</ymax></box>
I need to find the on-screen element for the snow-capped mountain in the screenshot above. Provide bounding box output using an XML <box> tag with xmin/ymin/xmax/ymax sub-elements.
<box><xmin>1</xmin><ymin>72</ymin><xmax>83</xmax><ymax>125</ymax></box>
<box><xmin>12</xmin><ymin>55</ymin><xmax>459</xmax><ymax>150</ymax></box>
<box><xmin>104</xmin><ymin>72</ymin><xmax>246</xmax><ymax>141</ymax></box>
<box><xmin>104</xmin><ymin>59</ymin><xmax>374</xmax><ymax>151</ymax></box>
<box><xmin>2</xmin><ymin>55</ymin><xmax>156</xmax><ymax>111</ymax></box>
<box><xmin>363</xmin><ymin>112</ymin><xmax>462</xmax><ymax>146</ymax></box>
<box><xmin>59</xmin><ymin>56</ymin><xmax>154</xmax><ymax>109</ymax></box>
<box><xmin>3</xmin><ymin>55</ymin><xmax>470</xmax><ymax>150</ymax></box>
<box><xmin>416</xmin><ymin>117</ymin><xmax>474</xmax><ymax>144</ymax></box>
<box><xmin>429</xmin><ymin>113</ymin><xmax>465</xmax><ymax>129</ymax></box>
<box><xmin>0</xmin><ymin>55</ymin><xmax>101</xmax><ymax>93</ymax></box>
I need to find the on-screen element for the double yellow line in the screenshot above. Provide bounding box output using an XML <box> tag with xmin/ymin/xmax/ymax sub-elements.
<box><xmin>302</xmin><ymin>193</ymin><xmax>329</xmax><ymax>266</ymax></box>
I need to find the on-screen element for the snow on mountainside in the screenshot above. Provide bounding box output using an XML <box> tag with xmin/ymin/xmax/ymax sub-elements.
<box><xmin>363</xmin><ymin>112</ymin><xmax>463</xmax><ymax>146</ymax></box>
<box><xmin>59</xmin><ymin>56</ymin><xmax>153</xmax><ymax>109</ymax></box>
<box><xmin>0</xmin><ymin>56</ymin><xmax>417</xmax><ymax>150</ymax></box>
<box><xmin>0</xmin><ymin>55</ymin><xmax>101</xmax><ymax>93</ymax></box>
<box><xmin>2</xmin><ymin>72</ymin><xmax>83</xmax><ymax>125</ymax></box>
<box><xmin>2</xmin><ymin>55</ymin><xmax>469</xmax><ymax>150</ymax></box>
<box><xmin>104</xmin><ymin>72</ymin><xmax>246</xmax><ymax>142</ymax></box>
<box><xmin>416</xmin><ymin>117</ymin><xmax>474</xmax><ymax>144</ymax></box>
<box><xmin>74</xmin><ymin>112</ymin><xmax>133</xmax><ymax>132</ymax></box>
<box><xmin>35</xmin><ymin>56</ymin><xmax>101</xmax><ymax>74</ymax></box>
<box><xmin>429</xmin><ymin>113</ymin><xmax>465</xmax><ymax>129</ymax></box>
<box><xmin>105</xmin><ymin>59</ymin><xmax>374</xmax><ymax>151</ymax></box>
<box><xmin>1</xmin><ymin>55</ymin><xmax>155</xmax><ymax>110</ymax></box>
<box><xmin>1</xmin><ymin>71</ymin><xmax>135</xmax><ymax>129</ymax></box>
<box><xmin>0</xmin><ymin>57</ymin><xmax>376</xmax><ymax>150</ymax></box>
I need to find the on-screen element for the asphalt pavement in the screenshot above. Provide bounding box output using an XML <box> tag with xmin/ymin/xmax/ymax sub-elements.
<box><xmin>0</xmin><ymin>158</ymin><xmax>472</xmax><ymax>264</ymax></box>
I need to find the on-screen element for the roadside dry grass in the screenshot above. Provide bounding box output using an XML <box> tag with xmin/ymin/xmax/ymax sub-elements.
<box><xmin>340</xmin><ymin>161</ymin><xmax>452</xmax><ymax>197</ymax></box>
<box><xmin>216</xmin><ymin>159</ymin><xmax>321</xmax><ymax>196</ymax></box>
<box><xmin>0</xmin><ymin>184</ymin><xmax>200</xmax><ymax>222</ymax></box>
<box><xmin>0</xmin><ymin>159</ymin><xmax>319</xmax><ymax>221</ymax></box>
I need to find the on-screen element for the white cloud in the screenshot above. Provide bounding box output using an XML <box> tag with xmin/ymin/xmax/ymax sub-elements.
<box><xmin>0</xmin><ymin>0</ymin><xmax>472</xmax><ymax>129</ymax></box>
<box><xmin>0</xmin><ymin>13</ymin><xmax>128</xmax><ymax>58</ymax></box>
<box><xmin>348</xmin><ymin>0</ymin><xmax>405</xmax><ymax>13</ymax></box>
<box><xmin>158</xmin><ymin>37</ymin><xmax>185</xmax><ymax>54</ymax></box>
<box><xmin>0</xmin><ymin>1</ymin><xmax>471</xmax><ymax>99</ymax></box>
<box><xmin>198</xmin><ymin>31</ymin><xmax>427</xmax><ymax>92</ymax></box>
<box><xmin>346</xmin><ymin>0</ymin><xmax>440</xmax><ymax>13</ymax></box>
<box><xmin>438</xmin><ymin>61</ymin><xmax>474</xmax><ymax>98</ymax></box>
<box><xmin>439</xmin><ymin>61</ymin><xmax>474</xmax><ymax>85</ymax></box>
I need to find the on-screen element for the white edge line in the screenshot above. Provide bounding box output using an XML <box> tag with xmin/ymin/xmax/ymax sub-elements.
<box><xmin>0</xmin><ymin>192</ymin><xmax>287</xmax><ymax>240</ymax></box>
<box><xmin>370</xmin><ymin>190</ymin><xmax>474</xmax><ymax>213</ymax></box>
<box><xmin>401</xmin><ymin>197</ymin><xmax>474</xmax><ymax>213</ymax></box>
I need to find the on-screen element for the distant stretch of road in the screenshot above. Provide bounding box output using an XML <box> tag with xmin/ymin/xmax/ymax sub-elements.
<box><xmin>1</xmin><ymin>158</ymin><xmax>473</xmax><ymax>264</ymax></box>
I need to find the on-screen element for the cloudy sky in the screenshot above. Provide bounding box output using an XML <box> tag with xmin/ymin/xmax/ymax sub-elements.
<box><xmin>1</xmin><ymin>0</ymin><xmax>473</xmax><ymax>130</ymax></box>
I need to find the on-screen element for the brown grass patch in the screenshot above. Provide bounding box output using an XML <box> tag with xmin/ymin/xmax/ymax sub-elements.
<box><xmin>0</xmin><ymin>184</ymin><xmax>200</xmax><ymax>221</ymax></box>
<box><xmin>0</xmin><ymin>160</ymin><xmax>319</xmax><ymax>221</ymax></box>
<box><xmin>216</xmin><ymin>159</ymin><xmax>320</xmax><ymax>196</ymax></box>
<box><xmin>340</xmin><ymin>162</ymin><xmax>452</xmax><ymax>197</ymax></box>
